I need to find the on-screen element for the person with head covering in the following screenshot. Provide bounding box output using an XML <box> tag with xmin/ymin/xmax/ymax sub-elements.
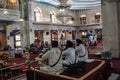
<box><xmin>75</xmin><ymin>39</ymin><xmax>88</xmax><ymax>62</ymax></box>
<box><xmin>62</xmin><ymin>40</ymin><xmax>76</xmax><ymax>66</ymax></box>
<box><xmin>38</xmin><ymin>41</ymin><xmax>63</xmax><ymax>74</ymax></box>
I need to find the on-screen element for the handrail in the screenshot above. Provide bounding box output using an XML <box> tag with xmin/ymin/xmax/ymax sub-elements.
<box><xmin>0</xmin><ymin>63</ymin><xmax>24</xmax><ymax>71</ymax></box>
<box><xmin>0</xmin><ymin>60</ymin><xmax>35</xmax><ymax>80</ymax></box>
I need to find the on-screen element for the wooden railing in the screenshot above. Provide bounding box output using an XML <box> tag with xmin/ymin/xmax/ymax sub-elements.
<box><xmin>0</xmin><ymin>62</ymin><xmax>26</xmax><ymax>80</ymax></box>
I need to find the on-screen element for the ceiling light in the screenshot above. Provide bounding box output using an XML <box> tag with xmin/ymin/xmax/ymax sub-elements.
<box><xmin>56</xmin><ymin>0</ymin><xmax>72</xmax><ymax>24</ymax></box>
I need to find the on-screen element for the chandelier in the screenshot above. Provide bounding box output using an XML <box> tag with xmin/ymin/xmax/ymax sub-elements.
<box><xmin>56</xmin><ymin>0</ymin><xmax>72</xmax><ymax>24</ymax></box>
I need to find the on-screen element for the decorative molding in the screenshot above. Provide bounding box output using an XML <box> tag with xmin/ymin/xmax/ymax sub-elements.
<box><xmin>102</xmin><ymin>0</ymin><xmax>118</xmax><ymax>3</ymax></box>
<box><xmin>0</xmin><ymin>8</ymin><xmax>20</xmax><ymax>21</ymax></box>
<box><xmin>32</xmin><ymin>22</ymin><xmax>101</xmax><ymax>27</ymax></box>
<box><xmin>106</xmin><ymin>0</ymin><xmax>115</xmax><ymax>3</ymax></box>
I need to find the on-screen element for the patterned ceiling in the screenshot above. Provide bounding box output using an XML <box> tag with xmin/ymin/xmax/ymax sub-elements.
<box><xmin>34</xmin><ymin>0</ymin><xmax>101</xmax><ymax>10</ymax></box>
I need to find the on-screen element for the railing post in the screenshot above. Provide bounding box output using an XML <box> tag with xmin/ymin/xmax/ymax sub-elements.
<box><xmin>1</xmin><ymin>70</ymin><xmax>3</xmax><ymax>80</ymax></box>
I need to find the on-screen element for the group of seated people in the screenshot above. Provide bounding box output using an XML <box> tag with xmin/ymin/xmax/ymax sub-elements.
<box><xmin>29</xmin><ymin>40</ymin><xmax>50</xmax><ymax>54</ymax></box>
<box><xmin>35</xmin><ymin>39</ymin><xmax>88</xmax><ymax>74</ymax></box>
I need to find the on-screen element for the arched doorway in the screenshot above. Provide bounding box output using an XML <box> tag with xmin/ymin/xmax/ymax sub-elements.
<box><xmin>51</xmin><ymin>30</ymin><xmax>58</xmax><ymax>42</ymax></box>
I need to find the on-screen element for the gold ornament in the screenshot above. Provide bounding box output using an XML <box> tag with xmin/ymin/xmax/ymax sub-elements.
<box><xmin>10</xmin><ymin>0</ymin><xmax>17</xmax><ymax>3</ymax></box>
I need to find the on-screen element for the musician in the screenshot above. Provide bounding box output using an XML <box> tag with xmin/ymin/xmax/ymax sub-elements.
<box><xmin>62</xmin><ymin>40</ymin><xmax>76</xmax><ymax>66</ymax></box>
<box><xmin>75</xmin><ymin>39</ymin><xmax>88</xmax><ymax>61</ymax></box>
<box><xmin>36</xmin><ymin>41</ymin><xmax>63</xmax><ymax>74</ymax></box>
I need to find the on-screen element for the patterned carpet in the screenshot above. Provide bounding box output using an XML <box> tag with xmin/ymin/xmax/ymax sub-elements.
<box><xmin>1</xmin><ymin>47</ymin><xmax>120</xmax><ymax>80</ymax></box>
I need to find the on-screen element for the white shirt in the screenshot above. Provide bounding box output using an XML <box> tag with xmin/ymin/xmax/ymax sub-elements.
<box><xmin>75</xmin><ymin>44</ymin><xmax>88</xmax><ymax>61</ymax></box>
<box><xmin>40</xmin><ymin>48</ymin><xmax>63</xmax><ymax>73</ymax></box>
<box><xmin>62</xmin><ymin>48</ymin><xmax>76</xmax><ymax>65</ymax></box>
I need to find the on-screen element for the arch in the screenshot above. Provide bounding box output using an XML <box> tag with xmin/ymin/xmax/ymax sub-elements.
<box><xmin>80</xmin><ymin>14</ymin><xmax>86</xmax><ymax>17</ymax></box>
<box><xmin>49</xmin><ymin>10</ymin><xmax>56</xmax><ymax>23</ymax></box>
<box><xmin>34</xmin><ymin>7</ymin><xmax>42</xmax><ymax>22</ymax></box>
<box><xmin>80</xmin><ymin>14</ymin><xmax>86</xmax><ymax>24</ymax></box>
<box><xmin>96</xmin><ymin>12</ymin><xmax>101</xmax><ymax>15</ymax></box>
<box><xmin>34</xmin><ymin>7</ymin><xmax>42</xmax><ymax>12</ymax></box>
<box><xmin>95</xmin><ymin>12</ymin><xmax>101</xmax><ymax>23</ymax></box>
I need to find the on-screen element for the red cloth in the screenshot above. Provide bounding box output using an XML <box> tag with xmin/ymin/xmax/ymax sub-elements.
<box><xmin>7</xmin><ymin>62</ymin><xmax>14</xmax><ymax>66</ymax></box>
<box><xmin>15</xmin><ymin>53</ymin><xmax>23</xmax><ymax>58</ymax></box>
<box><xmin>33</xmin><ymin>50</ymin><xmax>39</xmax><ymax>54</ymax></box>
<box><xmin>20</xmin><ymin>64</ymin><xmax>28</xmax><ymax>72</ymax></box>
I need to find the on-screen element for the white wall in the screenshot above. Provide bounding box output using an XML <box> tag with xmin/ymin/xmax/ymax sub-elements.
<box><xmin>29</xmin><ymin>23</ymin><xmax>76</xmax><ymax>44</ymax></box>
<box><xmin>3</xmin><ymin>1</ymin><xmax>102</xmax><ymax>49</ymax></box>
<box><xmin>6</xmin><ymin>23</ymin><xmax>20</xmax><ymax>49</ymax></box>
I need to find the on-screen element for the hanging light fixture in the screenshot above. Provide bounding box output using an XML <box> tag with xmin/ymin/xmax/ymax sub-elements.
<box><xmin>56</xmin><ymin>0</ymin><xmax>72</xmax><ymax>24</ymax></box>
<box><xmin>10</xmin><ymin>0</ymin><xmax>17</xmax><ymax>3</ymax></box>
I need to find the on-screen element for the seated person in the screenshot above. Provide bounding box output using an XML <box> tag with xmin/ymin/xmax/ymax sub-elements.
<box><xmin>36</xmin><ymin>41</ymin><xmax>63</xmax><ymax>74</ymax></box>
<box><xmin>33</xmin><ymin>47</ymin><xmax>39</xmax><ymax>54</ymax></box>
<box><xmin>62</xmin><ymin>40</ymin><xmax>76</xmax><ymax>66</ymax></box>
<box><xmin>43</xmin><ymin>41</ymin><xmax>51</xmax><ymax>53</ymax></box>
<box><xmin>44</xmin><ymin>41</ymin><xmax>50</xmax><ymax>49</ymax></box>
<box><xmin>0</xmin><ymin>59</ymin><xmax>7</xmax><ymax>68</ymax></box>
<box><xmin>75</xmin><ymin>39</ymin><xmax>88</xmax><ymax>62</ymax></box>
<box><xmin>3</xmin><ymin>45</ymin><xmax>11</xmax><ymax>51</ymax></box>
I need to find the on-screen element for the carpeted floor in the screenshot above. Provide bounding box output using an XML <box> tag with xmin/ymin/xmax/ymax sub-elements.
<box><xmin>13</xmin><ymin>72</ymin><xmax>120</xmax><ymax>80</ymax></box>
<box><xmin>1</xmin><ymin>47</ymin><xmax>120</xmax><ymax>80</ymax></box>
<box><xmin>111</xmin><ymin>58</ymin><xmax>120</xmax><ymax>74</ymax></box>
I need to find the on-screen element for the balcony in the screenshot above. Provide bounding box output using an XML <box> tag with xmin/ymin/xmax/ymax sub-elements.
<box><xmin>0</xmin><ymin>8</ymin><xmax>20</xmax><ymax>21</ymax></box>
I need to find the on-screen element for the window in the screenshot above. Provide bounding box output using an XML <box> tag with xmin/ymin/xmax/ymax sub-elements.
<box><xmin>50</xmin><ymin>11</ymin><xmax>55</xmax><ymax>23</ymax></box>
<box><xmin>34</xmin><ymin>7</ymin><xmax>42</xmax><ymax>22</ymax></box>
<box><xmin>80</xmin><ymin>14</ymin><xmax>86</xmax><ymax>24</ymax></box>
<box><xmin>14</xmin><ymin>33</ymin><xmax>21</xmax><ymax>48</ymax></box>
<box><xmin>79</xmin><ymin>30</ymin><xmax>87</xmax><ymax>38</ymax></box>
<box><xmin>95</xmin><ymin>12</ymin><xmax>101</xmax><ymax>23</ymax></box>
<box><xmin>0</xmin><ymin>0</ymin><xmax>5</xmax><ymax>8</ymax></box>
<box><xmin>72</xmin><ymin>31</ymin><xmax>76</xmax><ymax>40</ymax></box>
<box><xmin>34</xmin><ymin>31</ymin><xmax>44</xmax><ymax>41</ymax></box>
<box><xmin>51</xmin><ymin>30</ymin><xmax>58</xmax><ymax>41</ymax></box>
<box><xmin>0</xmin><ymin>32</ymin><xmax>5</xmax><ymax>49</ymax></box>
<box><xmin>62</xmin><ymin>30</ymin><xmax>69</xmax><ymax>40</ymax></box>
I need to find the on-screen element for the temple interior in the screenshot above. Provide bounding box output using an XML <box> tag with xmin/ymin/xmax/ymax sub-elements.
<box><xmin>0</xmin><ymin>0</ymin><xmax>120</xmax><ymax>80</ymax></box>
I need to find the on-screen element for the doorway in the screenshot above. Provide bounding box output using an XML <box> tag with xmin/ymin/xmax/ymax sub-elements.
<box><xmin>51</xmin><ymin>30</ymin><xmax>58</xmax><ymax>41</ymax></box>
<box><xmin>0</xmin><ymin>32</ymin><xmax>5</xmax><ymax>50</ymax></box>
<box><xmin>34</xmin><ymin>30</ymin><xmax>44</xmax><ymax>41</ymax></box>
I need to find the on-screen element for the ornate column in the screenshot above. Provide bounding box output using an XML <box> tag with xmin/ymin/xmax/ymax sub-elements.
<box><xmin>20</xmin><ymin>0</ymin><xmax>31</xmax><ymax>48</ymax></box>
<box><xmin>101</xmin><ymin>0</ymin><xmax>120</xmax><ymax>58</ymax></box>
